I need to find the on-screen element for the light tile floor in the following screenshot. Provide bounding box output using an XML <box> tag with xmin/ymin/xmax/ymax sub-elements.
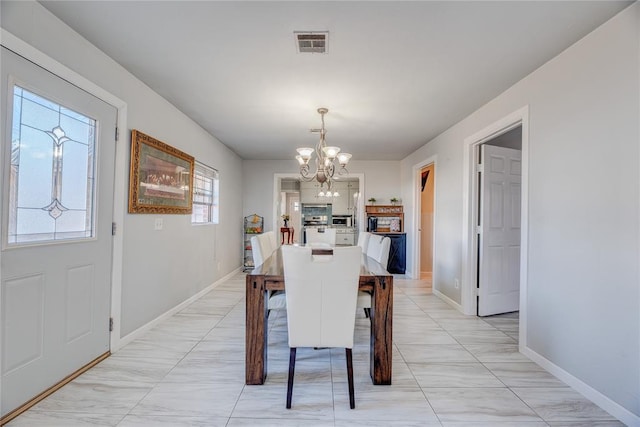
<box><xmin>8</xmin><ymin>273</ymin><xmax>625</xmax><ymax>426</ymax></box>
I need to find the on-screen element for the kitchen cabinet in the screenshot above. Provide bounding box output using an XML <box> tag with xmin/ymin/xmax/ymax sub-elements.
<box><xmin>300</xmin><ymin>181</ymin><xmax>321</xmax><ymax>204</ymax></box>
<box><xmin>347</xmin><ymin>182</ymin><xmax>359</xmax><ymax>214</ymax></box>
<box><xmin>331</xmin><ymin>182</ymin><xmax>349</xmax><ymax>215</ymax></box>
<box><xmin>373</xmin><ymin>232</ymin><xmax>406</xmax><ymax>274</ymax></box>
<box><xmin>300</xmin><ymin>180</ymin><xmax>359</xmax><ymax>214</ymax></box>
<box><xmin>335</xmin><ymin>227</ymin><xmax>356</xmax><ymax>246</ymax></box>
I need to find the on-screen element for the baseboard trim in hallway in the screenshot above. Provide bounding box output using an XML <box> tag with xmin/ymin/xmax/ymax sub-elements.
<box><xmin>1</xmin><ymin>351</ymin><xmax>110</xmax><ymax>426</ymax></box>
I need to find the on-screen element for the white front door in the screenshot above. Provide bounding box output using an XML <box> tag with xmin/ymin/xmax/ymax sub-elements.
<box><xmin>478</xmin><ymin>144</ymin><xmax>521</xmax><ymax>316</ymax></box>
<box><xmin>1</xmin><ymin>47</ymin><xmax>117</xmax><ymax>417</ymax></box>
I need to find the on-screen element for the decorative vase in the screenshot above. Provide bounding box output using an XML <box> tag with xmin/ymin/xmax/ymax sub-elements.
<box><xmin>284</xmin><ymin>220</ymin><xmax>289</xmax><ymax>228</ymax></box>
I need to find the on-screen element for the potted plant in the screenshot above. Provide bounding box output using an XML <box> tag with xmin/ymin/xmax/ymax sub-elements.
<box><xmin>390</xmin><ymin>197</ymin><xmax>399</xmax><ymax>206</ymax></box>
<box><xmin>367</xmin><ymin>197</ymin><xmax>376</xmax><ymax>205</ymax></box>
<box><xmin>281</xmin><ymin>214</ymin><xmax>290</xmax><ymax>227</ymax></box>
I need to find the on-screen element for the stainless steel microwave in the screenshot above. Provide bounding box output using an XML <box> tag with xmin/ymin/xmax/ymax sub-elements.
<box><xmin>332</xmin><ymin>215</ymin><xmax>352</xmax><ymax>227</ymax></box>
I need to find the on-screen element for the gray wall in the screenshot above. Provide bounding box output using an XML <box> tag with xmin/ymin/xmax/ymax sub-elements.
<box><xmin>401</xmin><ymin>4</ymin><xmax>639</xmax><ymax>419</ymax></box>
<box><xmin>1</xmin><ymin>1</ymin><xmax>244</xmax><ymax>337</ymax></box>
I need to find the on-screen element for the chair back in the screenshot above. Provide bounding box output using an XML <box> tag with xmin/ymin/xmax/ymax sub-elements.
<box><xmin>265</xmin><ymin>230</ymin><xmax>278</xmax><ymax>253</ymax></box>
<box><xmin>282</xmin><ymin>245</ymin><xmax>362</xmax><ymax>348</ymax></box>
<box><xmin>251</xmin><ymin>235</ymin><xmax>265</xmax><ymax>267</ymax></box>
<box><xmin>367</xmin><ymin>235</ymin><xmax>391</xmax><ymax>270</ymax></box>
<box><xmin>306</xmin><ymin>227</ymin><xmax>337</xmax><ymax>245</ymax></box>
<box><xmin>258</xmin><ymin>233</ymin><xmax>273</xmax><ymax>258</ymax></box>
<box><xmin>357</xmin><ymin>232</ymin><xmax>371</xmax><ymax>254</ymax></box>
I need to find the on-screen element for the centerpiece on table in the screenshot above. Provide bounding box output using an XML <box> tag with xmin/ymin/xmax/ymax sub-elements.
<box><xmin>281</xmin><ymin>214</ymin><xmax>290</xmax><ymax>227</ymax></box>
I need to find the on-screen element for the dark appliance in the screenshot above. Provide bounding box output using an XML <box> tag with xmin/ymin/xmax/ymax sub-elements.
<box><xmin>374</xmin><ymin>232</ymin><xmax>406</xmax><ymax>274</ymax></box>
<box><xmin>367</xmin><ymin>216</ymin><xmax>378</xmax><ymax>232</ymax></box>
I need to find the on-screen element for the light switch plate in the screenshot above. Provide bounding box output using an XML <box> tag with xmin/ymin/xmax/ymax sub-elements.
<box><xmin>154</xmin><ymin>218</ymin><xmax>163</xmax><ymax>230</ymax></box>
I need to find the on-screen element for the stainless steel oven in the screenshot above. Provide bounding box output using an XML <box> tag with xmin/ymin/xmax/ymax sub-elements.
<box><xmin>303</xmin><ymin>215</ymin><xmax>328</xmax><ymax>226</ymax></box>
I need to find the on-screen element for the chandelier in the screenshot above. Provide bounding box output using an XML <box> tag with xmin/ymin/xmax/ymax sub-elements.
<box><xmin>295</xmin><ymin>107</ymin><xmax>352</xmax><ymax>197</ymax></box>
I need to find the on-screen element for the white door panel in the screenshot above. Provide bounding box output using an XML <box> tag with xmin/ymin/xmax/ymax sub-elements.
<box><xmin>1</xmin><ymin>47</ymin><xmax>116</xmax><ymax>417</ymax></box>
<box><xmin>478</xmin><ymin>145</ymin><xmax>521</xmax><ymax>316</ymax></box>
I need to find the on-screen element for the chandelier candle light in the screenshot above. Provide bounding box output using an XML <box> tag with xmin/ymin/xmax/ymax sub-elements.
<box><xmin>296</xmin><ymin>108</ymin><xmax>352</xmax><ymax>197</ymax></box>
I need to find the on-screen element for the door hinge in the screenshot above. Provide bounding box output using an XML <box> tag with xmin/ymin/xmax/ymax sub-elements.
<box><xmin>109</xmin><ymin>317</ymin><xmax>114</xmax><ymax>332</ymax></box>
<box><xmin>476</xmin><ymin>163</ymin><xmax>484</xmax><ymax>173</ymax></box>
<box><xmin>115</xmin><ymin>127</ymin><xmax>119</xmax><ymax>142</ymax></box>
<box><xmin>112</xmin><ymin>222</ymin><xmax>117</xmax><ymax>236</ymax></box>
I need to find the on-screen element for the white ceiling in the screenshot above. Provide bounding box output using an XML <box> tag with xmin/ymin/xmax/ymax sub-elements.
<box><xmin>39</xmin><ymin>1</ymin><xmax>632</xmax><ymax>161</ymax></box>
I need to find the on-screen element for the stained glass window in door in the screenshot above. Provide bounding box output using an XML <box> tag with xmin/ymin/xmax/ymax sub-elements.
<box><xmin>7</xmin><ymin>86</ymin><xmax>96</xmax><ymax>244</ymax></box>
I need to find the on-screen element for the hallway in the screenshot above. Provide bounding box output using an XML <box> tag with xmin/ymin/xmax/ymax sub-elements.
<box><xmin>7</xmin><ymin>274</ymin><xmax>621</xmax><ymax>426</ymax></box>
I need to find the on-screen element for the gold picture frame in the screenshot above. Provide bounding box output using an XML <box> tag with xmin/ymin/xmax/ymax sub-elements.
<box><xmin>128</xmin><ymin>130</ymin><xmax>194</xmax><ymax>214</ymax></box>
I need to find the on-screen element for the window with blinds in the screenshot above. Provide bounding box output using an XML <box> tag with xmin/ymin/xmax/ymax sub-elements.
<box><xmin>191</xmin><ymin>162</ymin><xmax>219</xmax><ymax>224</ymax></box>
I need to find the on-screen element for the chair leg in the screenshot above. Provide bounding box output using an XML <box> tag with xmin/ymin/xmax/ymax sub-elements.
<box><xmin>346</xmin><ymin>348</ymin><xmax>355</xmax><ymax>409</ymax></box>
<box><xmin>286</xmin><ymin>347</ymin><xmax>297</xmax><ymax>409</ymax></box>
<box><xmin>363</xmin><ymin>308</ymin><xmax>370</xmax><ymax>318</ymax></box>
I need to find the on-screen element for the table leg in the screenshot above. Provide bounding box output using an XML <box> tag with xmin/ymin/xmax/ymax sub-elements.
<box><xmin>370</xmin><ymin>275</ymin><xmax>393</xmax><ymax>385</ymax></box>
<box><xmin>289</xmin><ymin>228</ymin><xmax>294</xmax><ymax>244</ymax></box>
<box><xmin>246</xmin><ymin>275</ymin><xmax>268</xmax><ymax>384</ymax></box>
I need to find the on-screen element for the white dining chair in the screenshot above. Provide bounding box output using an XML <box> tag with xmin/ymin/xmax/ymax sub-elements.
<box><xmin>258</xmin><ymin>232</ymin><xmax>273</xmax><ymax>258</ymax></box>
<box><xmin>358</xmin><ymin>235</ymin><xmax>391</xmax><ymax>318</ymax></box>
<box><xmin>306</xmin><ymin>227</ymin><xmax>337</xmax><ymax>245</ymax></box>
<box><xmin>252</xmin><ymin>234</ymin><xmax>286</xmax><ymax>313</ymax></box>
<box><xmin>250</xmin><ymin>235</ymin><xmax>265</xmax><ymax>267</ymax></box>
<box><xmin>282</xmin><ymin>245</ymin><xmax>362</xmax><ymax>409</ymax></box>
<box><xmin>357</xmin><ymin>231</ymin><xmax>372</xmax><ymax>254</ymax></box>
<box><xmin>367</xmin><ymin>235</ymin><xmax>391</xmax><ymax>270</ymax></box>
<box><xmin>265</xmin><ymin>230</ymin><xmax>278</xmax><ymax>254</ymax></box>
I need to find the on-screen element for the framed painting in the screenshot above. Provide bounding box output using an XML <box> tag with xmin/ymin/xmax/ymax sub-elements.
<box><xmin>128</xmin><ymin>130</ymin><xmax>195</xmax><ymax>214</ymax></box>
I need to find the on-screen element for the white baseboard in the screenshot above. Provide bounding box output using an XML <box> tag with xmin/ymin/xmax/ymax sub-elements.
<box><xmin>112</xmin><ymin>267</ymin><xmax>243</xmax><ymax>352</ymax></box>
<box><xmin>521</xmin><ymin>341</ymin><xmax>638</xmax><ymax>425</ymax></box>
<box><xmin>433</xmin><ymin>288</ymin><xmax>463</xmax><ymax>312</ymax></box>
<box><xmin>432</xmin><ymin>288</ymin><xmax>637</xmax><ymax>425</ymax></box>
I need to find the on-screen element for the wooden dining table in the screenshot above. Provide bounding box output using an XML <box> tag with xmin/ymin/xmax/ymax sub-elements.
<box><xmin>245</xmin><ymin>246</ymin><xmax>393</xmax><ymax>385</ymax></box>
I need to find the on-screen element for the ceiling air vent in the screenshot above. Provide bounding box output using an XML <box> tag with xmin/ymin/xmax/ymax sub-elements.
<box><xmin>295</xmin><ymin>31</ymin><xmax>328</xmax><ymax>54</ymax></box>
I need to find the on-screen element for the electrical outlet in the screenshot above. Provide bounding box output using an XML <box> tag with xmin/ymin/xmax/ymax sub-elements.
<box><xmin>154</xmin><ymin>218</ymin><xmax>163</xmax><ymax>230</ymax></box>
<box><xmin>454</xmin><ymin>278</ymin><xmax>460</xmax><ymax>289</ymax></box>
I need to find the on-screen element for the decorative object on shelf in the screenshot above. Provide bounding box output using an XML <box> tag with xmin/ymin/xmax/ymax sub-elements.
<box><xmin>295</xmin><ymin>108</ymin><xmax>352</xmax><ymax>194</ymax></box>
<box><xmin>282</xmin><ymin>214</ymin><xmax>290</xmax><ymax>228</ymax></box>
<box><xmin>368</xmin><ymin>197</ymin><xmax>376</xmax><ymax>205</ymax></box>
<box><xmin>390</xmin><ymin>197</ymin><xmax>399</xmax><ymax>206</ymax></box>
<box><xmin>243</xmin><ymin>214</ymin><xmax>264</xmax><ymax>271</ymax></box>
<box><xmin>128</xmin><ymin>130</ymin><xmax>195</xmax><ymax>214</ymax></box>
<box><xmin>365</xmin><ymin>204</ymin><xmax>404</xmax><ymax>232</ymax></box>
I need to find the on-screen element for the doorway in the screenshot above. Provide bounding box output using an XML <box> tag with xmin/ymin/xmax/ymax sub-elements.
<box><xmin>461</xmin><ymin>107</ymin><xmax>529</xmax><ymax>351</ymax></box>
<box><xmin>272</xmin><ymin>173</ymin><xmax>365</xmax><ymax>241</ymax></box>
<box><xmin>419</xmin><ymin>164</ymin><xmax>435</xmax><ymax>280</ymax></box>
<box><xmin>475</xmin><ymin>127</ymin><xmax>522</xmax><ymax>316</ymax></box>
<box><xmin>412</xmin><ymin>156</ymin><xmax>437</xmax><ymax>281</ymax></box>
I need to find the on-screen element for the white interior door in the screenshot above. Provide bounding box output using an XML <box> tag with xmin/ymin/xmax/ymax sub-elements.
<box><xmin>478</xmin><ymin>144</ymin><xmax>521</xmax><ymax>316</ymax></box>
<box><xmin>1</xmin><ymin>47</ymin><xmax>117</xmax><ymax>417</ymax></box>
